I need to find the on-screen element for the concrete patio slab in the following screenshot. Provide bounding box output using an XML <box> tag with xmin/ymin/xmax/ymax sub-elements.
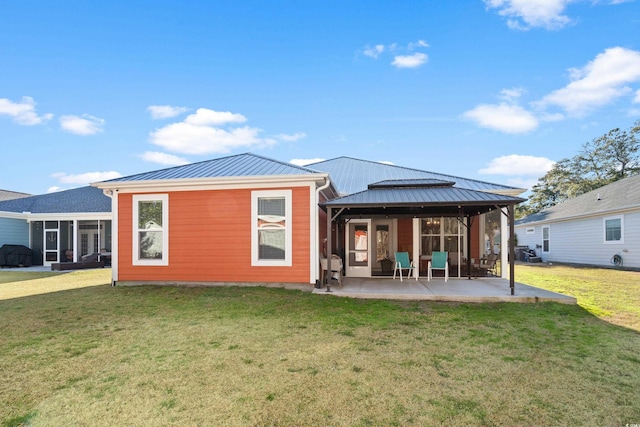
<box><xmin>313</xmin><ymin>276</ymin><xmax>577</xmax><ymax>304</ymax></box>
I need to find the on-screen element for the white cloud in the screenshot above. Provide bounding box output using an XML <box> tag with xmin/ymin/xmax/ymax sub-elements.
<box><xmin>148</xmin><ymin>105</ymin><xmax>190</xmax><ymax>119</ymax></box>
<box><xmin>363</xmin><ymin>44</ymin><xmax>385</xmax><ymax>58</ymax></box>
<box><xmin>537</xmin><ymin>47</ymin><xmax>640</xmax><ymax>116</ymax></box>
<box><xmin>275</xmin><ymin>132</ymin><xmax>307</xmax><ymax>142</ymax></box>
<box><xmin>51</xmin><ymin>171</ymin><xmax>122</xmax><ymax>185</ymax></box>
<box><xmin>290</xmin><ymin>158</ymin><xmax>325</xmax><ymax>166</ymax></box>
<box><xmin>479</xmin><ymin>154</ymin><xmax>555</xmax><ymax>176</ymax></box>
<box><xmin>392</xmin><ymin>53</ymin><xmax>428</xmax><ymax>69</ymax></box>
<box><xmin>408</xmin><ymin>40</ymin><xmax>429</xmax><ymax>50</ymax></box>
<box><xmin>140</xmin><ymin>151</ymin><xmax>190</xmax><ymax>166</ymax></box>
<box><xmin>184</xmin><ymin>108</ymin><xmax>247</xmax><ymax>126</ymax></box>
<box><xmin>484</xmin><ymin>0</ymin><xmax>573</xmax><ymax>30</ymax></box>
<box><xmin>0</xmin><ymin>96</ymin><xmax>53</xmax><ymax>125</ymax></box>
<box><xmin>59</xmin><ymin>114</ymin><xmax>105</xmax><ymax>135</ymax></box>
<box><xmin>634</xmin><ymin>89</ymin><xmax>640</xmax><ymax>103</ymax></box>
<box><xmin>463</xmin><ymin>103</ymin><xmax>539</xmax><ymax>133</ymax></box>
<box><xmin>46</xmin><ymin>186</ymin><xmax>63</xmax><ymax>193</ymax></box>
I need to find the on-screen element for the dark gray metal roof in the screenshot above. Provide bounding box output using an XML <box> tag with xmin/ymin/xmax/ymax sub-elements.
<box><xmin>0</xmin><ymin>186</ymin><xmax>110</xmax><ymax>214</ymax></box>
<box><xmin>103</xmin><ymin>152</ymin><xmax>321</xmax><ymax>183</ymax></box>
<box><xmin>517</xmin><ymin>173</ymin><xmax>640</xmax><ymax>225</ymax></box>
<box><xmin>307</xmin><ymin>157</ymin><xmax>523</xmax><ymax>195</ymax></box>
<box><xmin>323</xmin><ymin>185</ymin><xmax>525</xmax><ymax>208</ymax></box>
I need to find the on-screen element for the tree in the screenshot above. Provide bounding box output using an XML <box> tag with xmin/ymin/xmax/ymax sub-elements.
<box><xmin>524</xmin><ymin>120</ymin><xmax>640</xmax><ymax>214</ymax></box>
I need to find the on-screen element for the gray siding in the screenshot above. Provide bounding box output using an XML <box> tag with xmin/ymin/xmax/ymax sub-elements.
<box><xmin>0</xmin><ymin>217</ymin><xmax>29</xmax><ymax>247</ymax></box>
<box><xmin>515</xmin><ymin>211</ymin><xmax>640</xmax><ymax>268</ymax></box>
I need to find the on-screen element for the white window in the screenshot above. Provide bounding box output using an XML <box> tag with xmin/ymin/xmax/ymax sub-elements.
<box><xmin>133</xmin><ymin>194</ymin><xmax>169</xmax><ymax>266</ymax></box>
<box><xmin>251</xmin><ymin>190</ymin><xmax>292</xmax><ymax>266</ymax></box>
<box><xmin>542</xmin><ymin>226</ymin><xmax>550</xmax><ymax>253</ymax></box>
<box><xmin>604</xmin><ymin>215</ymin><xmax>623</xmax><ymax>244</ymax></box>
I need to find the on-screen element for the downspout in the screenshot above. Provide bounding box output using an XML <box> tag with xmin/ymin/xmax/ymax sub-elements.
<box><xmin>103</xmin><ymin>189</ymin><xmax>118</xmax><ymax>286</ymax></box>
<box><xmin>315</xmin><ymin>177</ymin><xmax>332</xmax><ymax>287</ymax></box>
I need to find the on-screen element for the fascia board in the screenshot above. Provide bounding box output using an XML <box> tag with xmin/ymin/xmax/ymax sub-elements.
<box><xmin>25</xmin><ymin>212</ymin><xmax>112</xmax><ymax>221</ymax></box>
<box><xmin>516</xmin><ymin>205</ymin><xmax>640</xmax><ymax>227</ymax></box>
<box><xmin>0</xmin><ymin>211</ymin><xmax>28</xmax><ymax>219</ymax></box>
<box><xmin>92</xmin><ymin>174</ymin><xmax>329</xmax><ymax>193</ymax></box>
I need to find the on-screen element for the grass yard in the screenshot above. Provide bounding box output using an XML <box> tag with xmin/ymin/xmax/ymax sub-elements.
<box><xmin>0</xmin><ymin>268</ymin><xmax>639</xmax><ymax>426</ymax></box>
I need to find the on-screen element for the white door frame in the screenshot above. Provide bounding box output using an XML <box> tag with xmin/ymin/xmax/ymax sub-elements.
<box><xmin>346</xmin><ymin>219</ymin><xmax>371</xmax><ymax>277</ymax></box>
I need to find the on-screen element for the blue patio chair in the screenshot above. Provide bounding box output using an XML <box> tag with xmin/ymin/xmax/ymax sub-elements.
<box><xmin>427</xmin><ymin>251</ymin><xmax>449</xmax><ymax>282</ymax></box>
<box><xmin>393</xmin><ymin>251</ymin><xmax>417</xmax><ymax>281</ymax></box>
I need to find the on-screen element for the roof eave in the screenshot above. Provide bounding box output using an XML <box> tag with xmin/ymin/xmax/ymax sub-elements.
<box><xmin>92</xmin><ymin>173</ymin><xmax>330</xmax><ymax>191</ymax></box>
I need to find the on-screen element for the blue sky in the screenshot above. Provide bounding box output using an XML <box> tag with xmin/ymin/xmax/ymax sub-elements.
<box><xmin>1</xmin><ymin>0</ymin><xmax>639</xmax><ymax>196</ymax></box>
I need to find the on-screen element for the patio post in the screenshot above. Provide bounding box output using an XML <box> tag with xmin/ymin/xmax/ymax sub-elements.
<box><xmin>508</xmin><ymin>204</ymin><xmax>515</xmax><ymax>295</ymax></box>
<box><xmin>326</xmin><ymin>206</ymin><xmax>332</xmax><ymax>292</ymax></box>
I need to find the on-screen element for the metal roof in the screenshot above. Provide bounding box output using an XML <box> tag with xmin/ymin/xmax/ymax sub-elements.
<box><xmin>0</xmin><ymin>186</ymin><xmax>111</xmax><ymax>214</ymax></box>
<box><xmin>323</xmin><ymin>185</ymin><xmax>525</xmax><ymax>208</ymax></box>
<box><xmin>517</xmin><ymin>173</ymin><xmax>640</xmax><ymax>225</ymax></box>
<box><xmin>368</xmin><ymin>179</ymin><xmax>456</xmax><ymax>189</ymax></box>
<box><xmin>103</xmin><ymin>153</ymin><xmax>321</xmax><ymax>183</ymax></box>
<box><xmin>307</xmin><ymin>157</ymin><xmax>524</xmax><ymax>195</ymax></box>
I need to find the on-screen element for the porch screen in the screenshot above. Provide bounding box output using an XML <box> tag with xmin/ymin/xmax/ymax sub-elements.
<box><xmin>257</xmin><ymin>197</ymin><xmax>286</xmax><ymax>260</ymax></box>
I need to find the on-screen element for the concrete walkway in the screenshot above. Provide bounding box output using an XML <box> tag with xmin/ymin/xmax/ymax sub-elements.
<box><xmin>313</xmin><ymin>276</ymin><xmax>577</xmax><ymax>304</ymax></box>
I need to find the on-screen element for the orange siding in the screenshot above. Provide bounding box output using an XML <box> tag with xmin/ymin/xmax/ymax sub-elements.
<box><xmin>118</xmin><ymin>187</ymin><xmax>312</xmax><ymax>284</ymax></box>
<box><xmin>397</xmin><ymin>218</ymin><xmax>413</xmax><ymax>253</ymax></box>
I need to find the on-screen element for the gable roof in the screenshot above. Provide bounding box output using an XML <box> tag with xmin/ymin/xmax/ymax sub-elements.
<box><xmin>101</xmin><ymin>153</ymin><xmax>322</xmax><ymax>184</ymax></box>
<box><xmin>0</xmin><ymin>186</ymin><xmax>110</xmax><ymax>214</ymax></box>
<box><xmin>307</xmin><ymin>157</ymin><xmax>524</xmax><ymax>195</ymax></box>
<box><xmin>517</xmin><ymin>174</ymin><xmax>640</xmax><ymax>225</ymax></box>
<box><xmin>0</xmin><ymin>189</ymin><xmax>31</xmax><ymax>202</ymax></box>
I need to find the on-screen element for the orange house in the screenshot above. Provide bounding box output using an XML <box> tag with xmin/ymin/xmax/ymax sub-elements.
<box><xmin>93</xmin><ymin>153</ymin><xmax>525</xmax><ymax>288</ymax></box>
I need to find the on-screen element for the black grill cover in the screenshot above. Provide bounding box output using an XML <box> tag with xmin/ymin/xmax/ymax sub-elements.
<box><xmin>0</xmin><ymin>244</ymin><xmax>33</xmax><ymax>267</ymax></box>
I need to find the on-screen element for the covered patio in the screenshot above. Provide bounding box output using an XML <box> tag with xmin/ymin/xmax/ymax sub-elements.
<box><xmin>321</xmin><ymin>178</ymin><xmax>528</xmax><ymax>295</ymax></box>
<box><xmin>313</xmin><ymin>276</ymin><xmax>577</xmax><ymax>304</ymax></box>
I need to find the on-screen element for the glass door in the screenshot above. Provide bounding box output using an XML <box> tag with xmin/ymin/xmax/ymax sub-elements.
<box><xmin>346</xmin><ymin>220</ymin><xmax>370</xmax><ymax>277</ymax></box>
<box><xmin>372</xmin><ymin>219</ymin><xmax>394</xmax><ymax>276</ymax></box>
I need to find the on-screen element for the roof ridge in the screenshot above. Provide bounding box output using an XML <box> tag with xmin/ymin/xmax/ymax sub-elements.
<box><xmin>310</xmin><ymin>156</ymin><xmax>523</xmax><ymax>190</ymax></box>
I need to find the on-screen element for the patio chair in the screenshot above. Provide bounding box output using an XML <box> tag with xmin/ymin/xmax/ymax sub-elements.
<box><xmin>477</xmin><ymin>254</ymin><xmax>498</xmax><ymax>276</ymax></box>
<box><xmin>427</xmin><ymin>251</ymin><xmax>449</xmax><ymax>282</ymax></box>
<box><xmin>393</xmin><ymin>252</ymin><xmax>417</xmax><ymax>281</ymax></box>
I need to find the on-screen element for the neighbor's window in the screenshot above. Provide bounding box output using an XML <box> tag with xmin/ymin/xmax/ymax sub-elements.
<box><xmin>604</xmin><ymin>216</ymin><xmax>623</xmax><ymax>244</ymax></box>
<box><xmin>251</xmin><ymin>190</ymin><xmax>292</xmax><ymax>266</ymax></box>
<box><xmin>132</xmin><ymin>194</ymin><xmax>168</xmax><ymax>266</ymax></box>
<box><xmin>542</xmin><ymin>226</ymin><xmax>550</xmax><ymax>253</ymax></box>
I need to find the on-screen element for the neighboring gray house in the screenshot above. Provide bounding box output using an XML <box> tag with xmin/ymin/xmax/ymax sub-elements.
<box><xmin>0</xmin><ymin>189</ymin><xmax>31</xmax><ymax>202</ymax></box>
<box><xmin>515</xmin><ymin>174</ymin><xmax>640</xmax><ymax>269</ymax></box>
<box><xmin>0</xmin><ymin>186</ymin><xmax>112</xmax><ymax>266</ymax></box>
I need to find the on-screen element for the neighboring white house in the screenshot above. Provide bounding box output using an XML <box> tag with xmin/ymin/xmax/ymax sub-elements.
<box><xmin>515</xmin><ymin>174</ymin><xmax>640</xmax><ymax>269</ymax></box>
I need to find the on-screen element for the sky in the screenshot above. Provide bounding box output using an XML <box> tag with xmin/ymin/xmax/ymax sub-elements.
<box><xmin>1</xmin><ymin>0</ymin><xmax>639</xmax><ymax>196</ymax></box>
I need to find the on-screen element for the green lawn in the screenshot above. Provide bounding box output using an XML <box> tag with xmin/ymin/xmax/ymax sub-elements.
<box><xmin>0</xmin><ymin>267</ymin><xmax>639</xmax><ymax>426</ymax></box>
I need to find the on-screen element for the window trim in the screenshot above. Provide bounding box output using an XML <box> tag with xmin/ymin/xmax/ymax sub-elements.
<box><xmin>251</xmin><ymin>190</ymin><xmax>292</xmax><ymax>267</ymax></box>
<box><xmin>603</xmin><ymin>215</ymin><xmax>624</xmax><ymax>244</ymax></box>
<box><xmin>132</xmin><ymin>194</ymin><xmax>169</xmax><ymax>266</ymax></box>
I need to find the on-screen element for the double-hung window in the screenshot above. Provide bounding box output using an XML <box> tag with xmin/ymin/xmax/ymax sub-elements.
<box><xmin>604</xmin><ymin>215</ymin><xmax>623</xmax><ymax>244</ymax></box>
<box><xmin>252</xmin><ymin>190</ymin><xmax>292</xmax><ymax>266</ymax></box>
<box><xmin>133</xmin><ymin>194</ymin><xmax>168</xmax><ymax>265</ymax></box>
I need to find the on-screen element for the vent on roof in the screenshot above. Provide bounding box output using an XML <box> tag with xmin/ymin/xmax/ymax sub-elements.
<box><xmin>368</xmin><ymin>179</ymin><xmax>455</xmax><ymax>189</ymax></box>
<box><xmin>597</xmin><ymin>193</ymin><xmax>601</xmax><ymax>201</ymax></box>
